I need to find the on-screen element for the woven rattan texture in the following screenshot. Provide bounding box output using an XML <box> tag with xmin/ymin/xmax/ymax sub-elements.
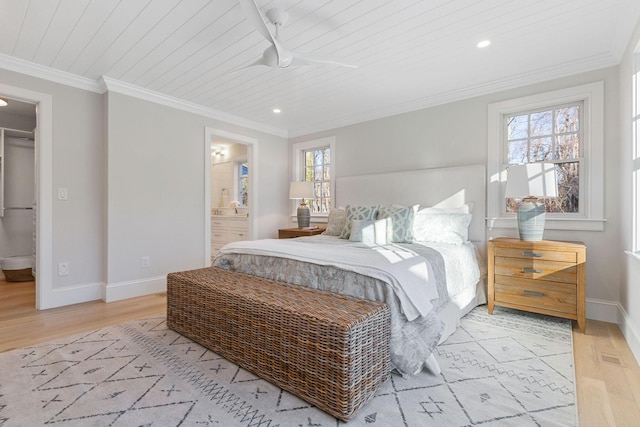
<box><xmin>167</xmin><ymin>267</ymin><xmax>391</xmax><ymax>421</ymax></box>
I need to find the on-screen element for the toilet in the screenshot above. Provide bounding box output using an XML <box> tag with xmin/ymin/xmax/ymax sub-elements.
<box><xmin>1</xmin><ymin>255</ymin><xmax>34</xmax><ymax>282</ymax></box>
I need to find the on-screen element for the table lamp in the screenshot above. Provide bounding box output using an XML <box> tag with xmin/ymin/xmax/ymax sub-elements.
<box><xmin>289</xmin><ymin>181</ymin><xmax>314</xmax><ymax>228</ymax></box>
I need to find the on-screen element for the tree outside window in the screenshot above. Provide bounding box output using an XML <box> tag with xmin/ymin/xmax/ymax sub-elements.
<box><xmin>505</xmin><ymin>103</ymin><xmax>582</xmax><ymax>214</ymax></box>
<box><xmin>239</xmin><ymin>162</ymin><xmax>248</xmax><ymax>206</ymax></box>
<box><xmin>303</xmin><ymin>147</ymin><xmax>331</xmax><ymax>213</ymax></box>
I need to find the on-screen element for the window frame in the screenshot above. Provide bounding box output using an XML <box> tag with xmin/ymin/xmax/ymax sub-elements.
<box><xmin>487</xmin><ymin>82</ymin><xmax>604</xmax><ymax>231</ymax></box>
<box><xmin>632</xmin><ymin>48</ymin><xmax>640</xmax><ymax>253</ymax></box>
<box><xmin>291</xmin><ymin>136</ymin><xmax>336</xmax><ymax>221</ymax></box>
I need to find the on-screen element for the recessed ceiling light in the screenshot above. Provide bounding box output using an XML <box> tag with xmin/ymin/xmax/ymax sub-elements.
<box><xmin>0</xmin><ymin>98</ymin><xmax>8</xmax><ymax>107</ymax></box>
<box><xmin>273</xmin><ymin>108</ymin><xmax>281</xmax><ymax>114</ymax></box>
<box><xmin>477</xmin><ymin>40</ymin><xmax>491</xmax><ymax>48</ymax></box>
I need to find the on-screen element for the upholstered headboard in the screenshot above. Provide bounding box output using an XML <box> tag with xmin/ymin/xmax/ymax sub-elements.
<box><xmin>335</xmin><ymin>164</ymin><xmax>486</xmax><ymax>245</ymax></box>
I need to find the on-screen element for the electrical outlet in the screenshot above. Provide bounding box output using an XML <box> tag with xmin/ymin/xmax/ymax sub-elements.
<box><xmin>58</xmin><ymin>262</ymin><xmax>69</xmax><ymax>276</ymax></box>
<box><xmin>141</xmin><ymin>256</ymin><xmax>150</xmax><ymax>268</ymax></box>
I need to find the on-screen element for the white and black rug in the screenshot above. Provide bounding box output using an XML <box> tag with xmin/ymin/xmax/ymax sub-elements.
<box><xmin>0</xmin><ymin>306</ymin><xmax>576</xmax><ymax>426</ymax></box>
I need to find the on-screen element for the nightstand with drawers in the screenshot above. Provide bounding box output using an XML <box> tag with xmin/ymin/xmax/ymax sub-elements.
<box><xmin>278</xmin><ymin>227</ymin><xmax>325</xmax><ymax>239</ymax></box>
<box><xmin>487</xmin><ymin>237</ymin><xmax>586</xmax><ymax>331</ymax></box>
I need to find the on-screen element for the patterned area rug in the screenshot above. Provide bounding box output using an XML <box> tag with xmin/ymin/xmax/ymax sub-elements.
<box><xmin>0</xmin><ymin>306</ymin><xmax>576</xmax><ymax>426</ymax></box>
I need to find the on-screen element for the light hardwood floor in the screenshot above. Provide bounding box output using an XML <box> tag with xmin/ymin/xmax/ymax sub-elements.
<box><xmin>1</xmin><ymin>279</ymin><xmax>639</xmax><ymax>425</ymax></box>
<box><xmin>0</xmin><ymin>279</ymin><xmax>166</xmax><ymax>352</ymax></box>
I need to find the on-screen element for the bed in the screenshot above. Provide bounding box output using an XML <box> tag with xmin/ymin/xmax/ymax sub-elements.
<box><xmin>213</xmin><ymin>164</ymin><xmax>487</xmax><ymax>377</ymax></box>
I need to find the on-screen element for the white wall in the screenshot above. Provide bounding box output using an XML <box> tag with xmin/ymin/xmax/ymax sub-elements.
<box><xmin>212</xmin><ymin>162</ymin><xmax>234</xmax><ymax>208</ymax></box>
<box><xmin>0</xmin><ymin>137</ymin><xmax>34</xmax><ymax>259</ymax></box>
<box><xmin>291</xmin><ymin>66</ymin><xmax>622</xmax><ymax>324</ymax></box>
<box><xmin>105</xmin><ymin>92</ymin><xmax>289</xmax><ymax>301</ymax></box>
<box><xmin>619</xmin><ymin>19</ymin><xmax>640</xmax><ymax>362</ymax></box>
<box><xmin>0</xmin><ymin>112</ymin><xmax>36</xmax><ymax>131</ymax></box>
<box><xmin>0</xmin><ymin>69</ymin><xmax>105</xmax><ymax>305</ymax></box>
<box><xmin>0</xmin><ymin>68</ymin><xmax>289</xmax><ymax>308</ymax></box>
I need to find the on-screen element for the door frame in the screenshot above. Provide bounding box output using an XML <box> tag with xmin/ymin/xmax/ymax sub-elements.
<box><xmin>0</xmin><ymin>83</ymin><xmax>53</xmax><ymax>309</ymax></box>
<box><xmin>203</xmin><ymin>127</ymin><xmax>257</xmax><ymax>266</ymax></box>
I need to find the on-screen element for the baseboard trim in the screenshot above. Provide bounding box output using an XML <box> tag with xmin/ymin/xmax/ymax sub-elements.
<box><xmin>618</xmin><ymin>305</ymin><xmax>640</xmax><ymax>365</ymax></box>
<box><xmin>40</xmin><ymin>282</ymin><xmax>103</xmax><ymax>310</ymax></box>
<box><xmin>103</xmin><ymin>276</ymin><xmax>167</xmax><ymax>303</ymax></box>
<box><xmin>586</xmin><ymin>297</ymin><xmax>619</xmax><ymax>323</ymax></box>
<box><xmin>587</xmin><ymin>297</ymin><xmax>640</xmax><ymax>365</ymax></box>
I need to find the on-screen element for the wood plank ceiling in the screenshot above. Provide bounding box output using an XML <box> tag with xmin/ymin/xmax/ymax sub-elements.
<box><xmin>0</xmin><ymin>0</ymin><xmax>638</xmax><ymax>137</ymax></box>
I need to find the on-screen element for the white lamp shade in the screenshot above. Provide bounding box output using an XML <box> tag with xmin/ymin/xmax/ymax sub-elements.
<box><xmin>289</xmin><ymin>181</ymin><xmax>314</xmax><ymax>200</ymax></box>
<box><xmin>504</xmin><ymin>163</ymin><xmax>558</xmax><ymax>199</ymax></box>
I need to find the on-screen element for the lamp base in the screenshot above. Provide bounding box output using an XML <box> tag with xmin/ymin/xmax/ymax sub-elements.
<box><xmin>297</xmin><ymin>204</ymin><xmax>311</xmax><ymax>228</ymax></box>
<box><xmin>517</xmin><ymin>198</ymin><xmax>546</xmax><ymax>241</ymax></box>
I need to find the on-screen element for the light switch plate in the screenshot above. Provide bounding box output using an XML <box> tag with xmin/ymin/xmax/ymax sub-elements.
<box><xmin>57</xmin><ymin>188</ymin><xmax>68</xmax><ymax>200</ymax></box>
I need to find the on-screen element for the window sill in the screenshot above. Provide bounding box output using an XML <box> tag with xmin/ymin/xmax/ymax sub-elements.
<box><xmin>626</xmin><ymin>251</ymin><xmax>640</xmax><ymax>264</ymax></box>
<box><xmin>487</xmin><ymin>217</ymin><xmax>606</xmax><ymax>232</ymax></box>
<box><xmin>290</xmin><ymin>215</ymin><xmax>329</xmax><ymax>224</ymax></box>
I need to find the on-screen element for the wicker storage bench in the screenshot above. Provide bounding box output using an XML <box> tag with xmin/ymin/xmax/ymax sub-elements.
<box><xmin>166</xmin><ymin>267</ymin><xmax>391</xmax><ymax>421</ymax></box>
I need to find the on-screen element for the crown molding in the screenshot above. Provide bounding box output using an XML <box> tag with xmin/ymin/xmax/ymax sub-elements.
<box><xmin>288</xmin><ymin>53</ymin><xmax>618</xmax><ymax>138</ymax></box>
<box><xmin>0</xmin><ymin>54</ymin><xmax>287</xmax><ymax>138</ymax></box>
<box><xmin>100</xmin><ymin>77</ymin><xmax>288</xmax><ymax>138</ymax></box>
<box><xmin>0</xmin><ymin>53</ymin><xmax>102</xmax><ymax>93</ymax></box>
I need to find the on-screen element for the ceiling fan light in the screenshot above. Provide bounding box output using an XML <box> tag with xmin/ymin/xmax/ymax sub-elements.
<box><xmin>0</xmin><ymin>98</ymin><xmax>8</xmax><ymax>107</ymax></box>
<box><xmin>262</xmin><ymin>45</ymin><xmax>280</xmax><ymax>67</ymax></box>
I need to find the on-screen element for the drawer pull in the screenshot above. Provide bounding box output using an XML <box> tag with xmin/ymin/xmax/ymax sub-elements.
<box><xmin>523</xmin><ymin>290</ymin><xmax>544</xmax><ymax>297</ymax></box>
<box><xmin>522</xmin><ymin>251</ymin><xmax>542</xmax><ymax>257</ymax></box>
<box><xmin>522</xmin><ymin>267</ymin><xmax>542</xmax><ymax>274</ymax></box>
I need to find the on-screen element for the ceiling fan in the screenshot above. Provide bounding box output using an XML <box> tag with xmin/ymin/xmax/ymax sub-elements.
<box><xmin>238</xmin><ymin>0</ymin><xmax>358</xmax><ymax>70</ymax></box>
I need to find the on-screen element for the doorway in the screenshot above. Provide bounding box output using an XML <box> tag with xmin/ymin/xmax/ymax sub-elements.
<box><xmin>203</xmin><ymin>128</ymin><xmax>257</xmax><ymax>266</ymax></box>
<box><xmin>0</xmin><ymin>84</ymin><xmax>53</xmax><ymax>310</ymax></box>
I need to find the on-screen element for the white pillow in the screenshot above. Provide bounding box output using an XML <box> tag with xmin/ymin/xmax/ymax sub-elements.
<box><xmin>417</xmin><ymin>202</ymin><xmax>473</xmax><ymax>214</ymax></box>
<box><xmin>323</xmin><ymin>208</ymin><xmax>346</xmax><ymax>236</ymax></box>
<box><xmin>339</xmin><ymin>205</ymin><xmax>378</xmax><ymax>239</ymax></box>
<box><xmin>349</xmin><ymin>219</ymin><xmax>389</xmax><ymax>245</ymax></box>
<box><xmin>413</xmin><ymin>212</ymin><xmax>472</xmax><ymax>244</ymax></box>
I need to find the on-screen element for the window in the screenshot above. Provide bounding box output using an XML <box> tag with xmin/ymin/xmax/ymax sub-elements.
<box><xmin>488</xmin><ymin>82</ymin><xmax>604</xmax><ymax>231</ymax></box>
<box><xmin>238</xmin><ymin>162</ymin><xmax>248</xmax><ymax>206</ymax></box>
<box><xmin>303</xmin><ymin>147</ymin><xmax>331</xmax><ymax>213</ymax></box>
<box><xmin>504</xmin><ymin>103</ymin><xmax>582</xmax><ymax>214</ymax></box>
<box><xmin>292</xmin><ymin>137</ymin><xmax>336</xmax><ymax>218</ymax></box>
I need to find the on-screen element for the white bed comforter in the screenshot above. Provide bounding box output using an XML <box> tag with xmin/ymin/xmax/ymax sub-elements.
<box><xmin>218</xmin><ymin>237</ymin><xmax>438</xmax><ymax>321</ymax></box>
<box><xmin>213</xmin><ymin>235</ymin><xmax>480</xmax><ymax>376</ymax></box>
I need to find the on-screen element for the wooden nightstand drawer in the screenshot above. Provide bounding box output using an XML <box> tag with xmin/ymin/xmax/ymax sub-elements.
<box><xmin>488</xmin><ymin>237</ymin><xmax>586</xmax><ymax>332</ymax></box>
<box><xmin>494</xmin><ymin>276</ymin><xmax>577</xmax><ymax>315</ymax></box>
<box><xmin>494</xmin><ymin>257</ymin><xmax>577</xmax><ymax>284</ymax></box>
<box><xmin>494</xmin><ymin>246</ymin><xmax>577</xmax><ymax>263</ymax></box>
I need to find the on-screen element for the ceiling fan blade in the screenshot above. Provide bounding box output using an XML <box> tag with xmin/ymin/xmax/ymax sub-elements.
<box><xmin>292</xmin><ymin>53</ymin><xmax>358</xmax><ymax>69</ymax></box>
<box><xmin>227</xmin><ymin>58</ymin><xmax>269</xmax><ymax>75</ymax></box>
<box><xmin>238</xmin><ymin>0</ymin><xmax>273</xmax><ymax>43</ymax></box>
<box><xmin>238</xmin><ymin>0</ymin><xmax>292</xmax><ymax>68</ymax></box>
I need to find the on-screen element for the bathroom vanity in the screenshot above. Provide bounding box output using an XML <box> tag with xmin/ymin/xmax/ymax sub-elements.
<box><xmin>211</xmin><ymin>212</ymin><xmax>249</xmax><ymax>257</ymax></box>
